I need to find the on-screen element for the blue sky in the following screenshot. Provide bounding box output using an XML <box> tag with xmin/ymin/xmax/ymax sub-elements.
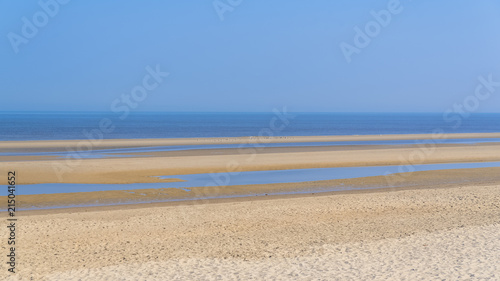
<box><xmin>1</xmin><ymin>0</ymin><xmax>500</xmax><ymax>112</ymax></box>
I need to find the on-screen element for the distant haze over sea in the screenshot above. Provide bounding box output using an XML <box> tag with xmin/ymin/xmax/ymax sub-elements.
<box><xmin>1</xmin><ymin>112</ymin><xmax>500</xmax><ymax>141</ymax></box>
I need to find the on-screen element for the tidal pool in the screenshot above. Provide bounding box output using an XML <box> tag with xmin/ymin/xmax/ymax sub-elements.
<box><xmin>9</xmin><ymin>161</ymin><xmax>500</xmax><ymax>196</ymax></box>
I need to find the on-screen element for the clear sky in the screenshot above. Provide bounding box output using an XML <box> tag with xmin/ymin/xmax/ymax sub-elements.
<box><xmin>1</xmin><ymin>0</ymin><xmax>500</xmax><ymax>112</ymax></box>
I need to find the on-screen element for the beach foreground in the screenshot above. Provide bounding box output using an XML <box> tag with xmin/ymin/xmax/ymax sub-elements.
<box><xmin>3</xmin><ymin>183</ymin><xmax>499</xmax><ymax>280</ymax></box>
<box><xmin>1</xmin><ymin>134</ymin><xmax>499</xmax><ymax>279</ymax></box>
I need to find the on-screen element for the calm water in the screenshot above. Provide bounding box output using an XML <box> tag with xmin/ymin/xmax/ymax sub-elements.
<box><xmin>1</xmin><ymin>112</ymin><xmax>500</xmax><ymax>141</ymax></box>
<box><xmin>10</xmin><ymin>161</ymin><xmax>500</xmax><ymax>195</ymax></box>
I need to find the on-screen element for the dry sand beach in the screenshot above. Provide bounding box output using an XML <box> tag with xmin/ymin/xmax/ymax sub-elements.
<box><xmin>1</xmin><ymin>133</ymin><xmax>499</xmax><ymax>280</ymax></box>
<box><xmin>2</xmin><ymin>183</ymin><xmax>500</xmax><ymax>280</ymax></box>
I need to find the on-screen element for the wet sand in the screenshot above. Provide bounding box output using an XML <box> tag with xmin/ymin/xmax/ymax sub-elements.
<box><xmin>2</xmin><ymin>132</ymin><xmax>500</xmax><ymax>152</ymax></box>
<box><xmin>2</xmin><ymin>141</ymin><xmax>500</xmax><ymax>185</ymax></box>
<box><xmin>12</xmin><ymin>167</ymin><xmax>500</xmax><ymax>209</ymax></box>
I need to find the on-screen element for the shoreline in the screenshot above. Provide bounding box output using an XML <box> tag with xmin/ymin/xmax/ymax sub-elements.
<box><xmin>2</xmin><ymin>132</ymin><xmax>500</xmax><ymax>152</ymax></box>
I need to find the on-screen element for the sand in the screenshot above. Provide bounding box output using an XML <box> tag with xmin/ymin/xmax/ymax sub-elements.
<box><xmin>40</xmin><ymin>224</ymin><xmax>500</xmax><ymax>280</ymax></box>
<box><xmin>1</xmin><ymin>132</ymin><xmax>500</xmax><ymax>152</ymax></box>
<box><xmin>1</xmin><ymin>134</ymin><xmax>499</xmax><ymax>280</ymax></box>
<box><xmin>2</xmin><ymin>183</ymin><xmax>499</xmax><ymax>280</ymax></box>
<box><xmin>2</xmin><ymin>137</ymin><xmax>500</xmax><ymax>185</ymax></box>
<box><xmin>13</xmin><ymin>166</ymin><xmax>500</xmax><ymax>209</ymax></box>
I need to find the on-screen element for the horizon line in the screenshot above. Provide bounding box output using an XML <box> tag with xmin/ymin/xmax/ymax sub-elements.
<box><xmin>2</xmin><ymin>111</ymin><xmax>500</xmax><ymax>114</ymax></box>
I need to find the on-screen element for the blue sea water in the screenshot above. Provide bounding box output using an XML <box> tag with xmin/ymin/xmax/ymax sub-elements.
<box><xmin>1</xmin><ymin>112</ymin><xmax>499</xmax><ymax>141</ymax></box>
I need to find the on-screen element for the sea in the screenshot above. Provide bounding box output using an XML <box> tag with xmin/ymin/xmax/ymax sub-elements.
<box><xmin>1</xmin><ymin>112</ymin><xmax>499</xmax><ymax>141</ymax></box>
